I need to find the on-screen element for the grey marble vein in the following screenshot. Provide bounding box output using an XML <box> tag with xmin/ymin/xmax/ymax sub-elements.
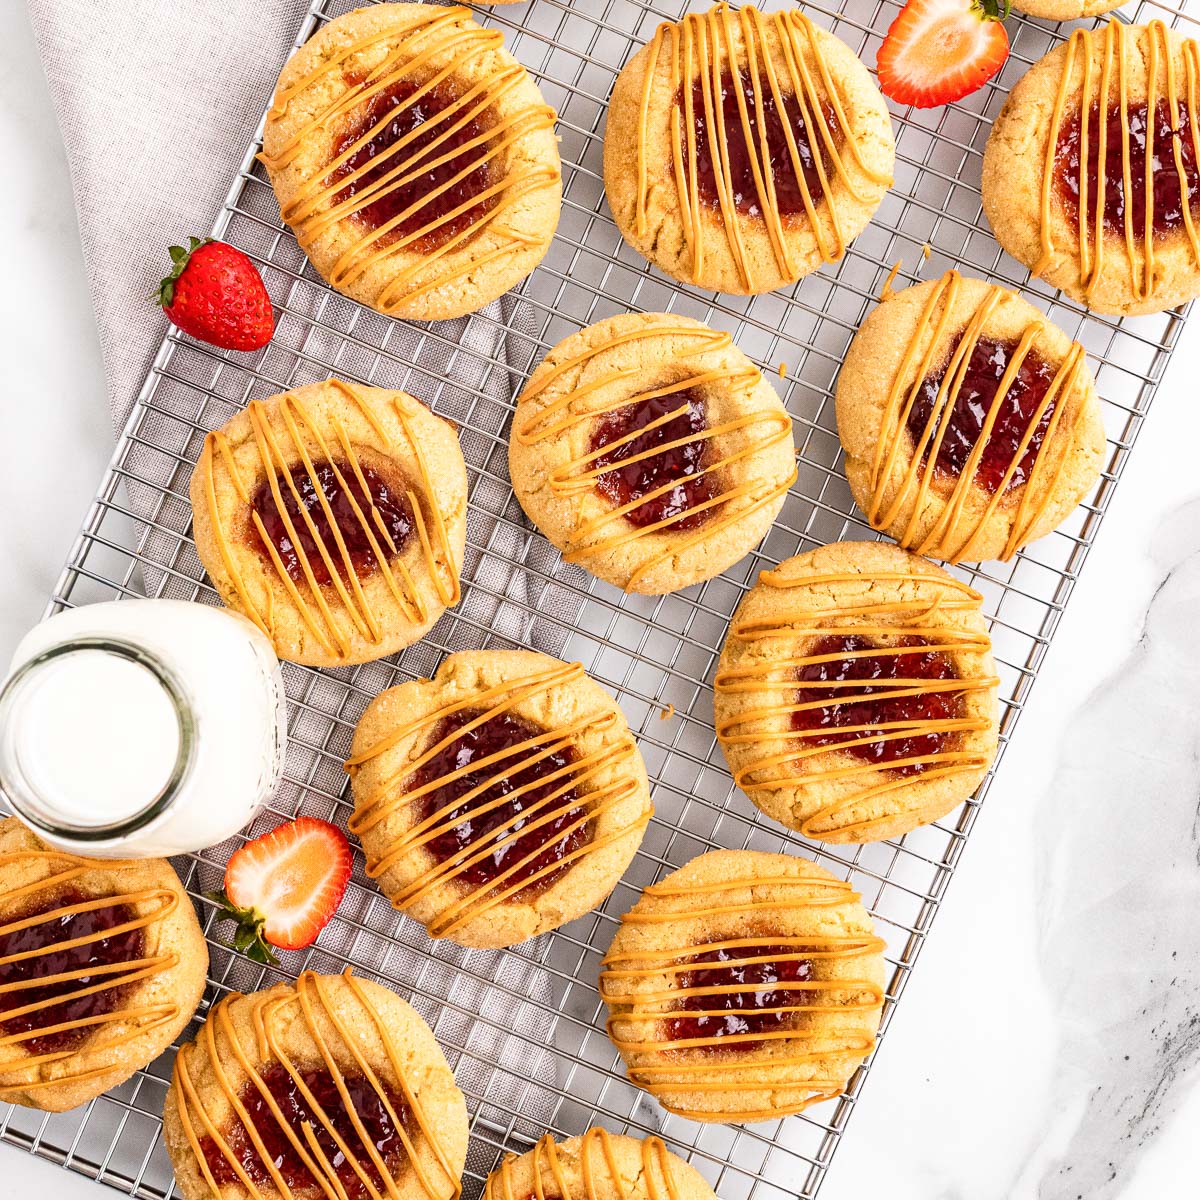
<box><xmin>1034</xmin><ymin>498</ymin><xmax>1200</xmax><ymax>1199</ymax></box>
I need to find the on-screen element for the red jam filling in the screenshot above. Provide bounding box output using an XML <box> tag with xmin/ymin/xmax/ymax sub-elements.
<box><xmin>683</xmin><ymin>69</ymin><xmax>842</xmax><ymax>220</ymax></box>
<box><xmin>665</xmin><ymin>941</ymin><xmax>813</xmax><ymax>1051</ymax></box>
<box><xmin>792</xmin><ymin>634</ymin><xmax>961</xmax><ymax>776</ymax></box>
<box><xmin>1055</xmin><ymin>99</ymin><xmax>1200</xmax><ymax>238</ymax></box>
<box><xmin>589</xmin><ymin>387</ymin><xmax>717</xmax><ymax>531</ymax></box>
<box><xmin>907</xmin><ymin>335</ymin><xmax>1059</xmax><ymax>496</ymax></box>
<box><xmin>200</xmin><ymin>1063</ymin><xmax>409</xmax><ymax>1200</ymax></box>
<box><xmin>330</xmin><ymin>75</ymin><xmax>500</xmax><ymax>252</ymax></box>
<box><xmin>0</xmin><ymin>889</ymin><xmax>142</xmax><ymax>1056</ymax></box>
<box><xmin>409</xmin><ymin>708</ymin><xmax>591</xmax><ymax>898</ymax></box>
<box><xmin>250</xmin><ymin>459</ymin><xmax>414</xmax><ymax>587</ymax></box>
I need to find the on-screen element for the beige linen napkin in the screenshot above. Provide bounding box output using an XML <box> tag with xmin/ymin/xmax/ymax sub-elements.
<box><xmin>26</xmin><ymin>0</ymin><xmax>302</xmax><ymax>427</ymax></box>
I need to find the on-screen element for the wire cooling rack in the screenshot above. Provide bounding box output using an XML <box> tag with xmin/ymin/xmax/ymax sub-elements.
<box><xmin>4</xmin><ymin>0</ymin><xmax>1197</xmax><ymax>1196</ymax></box>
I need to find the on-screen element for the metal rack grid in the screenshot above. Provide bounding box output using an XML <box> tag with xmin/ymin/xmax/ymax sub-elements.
<box><xmin>2</xmin><ymin>0</ymin><xmax>1195</xmax><ymax>1195</ymax></box>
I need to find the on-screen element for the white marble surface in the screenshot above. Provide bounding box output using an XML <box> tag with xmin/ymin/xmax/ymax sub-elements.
<box><xmin>5</xmin><ymin>2</ymin><xmax>1200</xmax><ymax>1198</ymax></box>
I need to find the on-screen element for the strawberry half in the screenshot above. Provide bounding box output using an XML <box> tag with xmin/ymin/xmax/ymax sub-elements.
<box><xmin>877</xmin><ymin>0</ymin><xmax>1011</xmax><ymax>110</ymax></box>
<box><xmin>154</xmin><ymin>237</ymin><xmax>274</xmax><ymax>351</ymax></box>
<box><xmin>209</xmin><ymin>817</ymin><xmax>352</xmax><ymax>965</ymax></box>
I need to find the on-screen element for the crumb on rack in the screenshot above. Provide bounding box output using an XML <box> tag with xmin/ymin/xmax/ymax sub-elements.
<box><xmin>922</xmin><ymin>243</ymin><xmax>931</xmax><ymax>259</ymax></box>
<box><xmin>659</xmin><ymin>703</ymin><xmax>675</xmax><ymax>720</ymax></box>
<box><xmin>778</xmin><ymin>362</ymin><xmax>788</xmax><ymax>379</ymax></box>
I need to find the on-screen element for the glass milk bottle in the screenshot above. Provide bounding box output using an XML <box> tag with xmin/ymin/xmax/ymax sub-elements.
<box><xmin>0</xmin><ymin>599</ymin><xmax>287</xmax><ymax>857</ymax></box>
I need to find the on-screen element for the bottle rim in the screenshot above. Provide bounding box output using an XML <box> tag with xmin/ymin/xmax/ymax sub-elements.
<box><xmin>0</xmin><ymin>636</ymin><xmax>197</xmax><ymax>842</ymax></box>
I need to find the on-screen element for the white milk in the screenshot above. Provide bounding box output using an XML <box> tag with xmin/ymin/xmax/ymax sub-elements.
<box><xmin>0</xmin><ymin>600</ymin><xmax>288</xmax><ymax>857</ymax></box>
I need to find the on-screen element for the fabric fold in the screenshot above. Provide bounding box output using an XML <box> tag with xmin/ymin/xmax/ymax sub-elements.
<box><xmin>26</xmin><ymin>0</ymin><xmax>303</xmax><ymax>426</ymax></box>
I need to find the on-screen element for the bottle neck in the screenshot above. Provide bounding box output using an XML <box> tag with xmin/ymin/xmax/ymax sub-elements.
<box><xmin>0</xmin><ymin>637</ymin><xmax>197</xmax><ymax>843</ymax></box>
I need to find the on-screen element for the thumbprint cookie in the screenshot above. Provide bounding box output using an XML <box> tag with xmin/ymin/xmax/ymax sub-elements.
<box><xmin>982</xmin><ymin>19</ymin><xmax>1200</xmax><ymax>316</ymax></box>
<box><xmin>509</xmin><ymin>313</ymin><xmax>796</xmax><ymax>594</ymax></box>
<box><xmin>599</xmin><ymin>850</ymin><xmax>886</xmax><ymax>1123</ymax></box>
<box><xmin>715</xmin><ymin>542</ymin><xmax>1000</xmax><ymax>844</ymax></box>
<box><xmin>347</xmin><ymin>650</ymin><xmax>652</xmax><ymax>948</ymax></box>
<box><xmin>1012</xmin><ymin>1</ymin><xmax>1124</xmax><ymax>16</ymax></box>
<box><xmin>836</xmin><ymin>270</ymin><xmax>1105</xmax><ymax>564</ymax></box>
<box><xmin>485</xmin><ymin>1131</ymin><xmax>718</xmax><ymax>1200</ymax></box>
<box><xmin>190</xmin><ymin>378</ymin><xmax>467</xmax><ymax>669</ymax></box>
<box><xmin>0</xmin><ymin>817</ymin><xmax>207</xmax><ymax>1112</ymax></box>
<box><xmin>604</xmin><ymin>3</ymin><xmax>894</xmax><ymax>295</ymax></box>
<box><xmin>261</xmin><ymin>4</ymin><xmax>561</xmax><ymax>321</ymax></box>
<box><xmin>163</xmin><ymin>969</ymin><xmax>467</xmax><ymax>1200</ymax></box>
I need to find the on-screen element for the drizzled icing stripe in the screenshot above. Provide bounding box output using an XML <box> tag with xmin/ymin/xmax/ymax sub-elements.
<box><xmin>515</xmin><ymin>324</ymin><xmax>796</xmax><ymax>591</ymax></box>
<box><xmin>0</xmin><ymin>850</ymin><xmax>181</xmax><ymax>1098</ymax></box>
<box><xmin>1036</xmin><ymin>20</ymin><xmax>1200</xmax><ymax>303</ymax></box>
<box><xmin>486</xmin><ymin>1131</ymin><xmax>683</xmax><ymax>1200</ymax></box>
<box><xmin>636</xmin><ymin>3</ymin><xmax>891</xmax><ymax>291</ymax></box>
<box><xmin>599</xmin><ymin>871</ymin><xmax>884</xmax><ymax>1121</ymax></box>
<box><xmin>202</xmin><ymin>380</ymin><xmax>459</xmax><ymax>662</ymax></box>
<box><xmin>172</xmin><ymin>969</ymin><xmax>460</xmax><ymax>1200</ymax></box>
<box><xmin>715</xmin><ymin>570</ymin><xmax>998</xmax><ymax>841</ymax></box>
<box><xmin>861</xmin><ymin>269</ymin><xmax>1091</xmax><ymax>563</ymax></box>
<box><xmin>345</xmin><ymin>662</ymin><xmax>651</xmax><ymax>940</ymax></box>
<box><xmin>260</xmin><ymin>6</ymin><xmax>558</xmax><ymax>314</ymax></box>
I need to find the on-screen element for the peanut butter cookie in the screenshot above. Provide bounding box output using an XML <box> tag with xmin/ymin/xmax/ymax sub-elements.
<box><xmin>599</xmin><ymin>850</ymin><xmax>886</xmax><ymax>1123</ymax></box>
<box><xmin>836</xmin><ymin>269</ymin><xmax>1105</xmax><ymax>563</ymax></box>
<box><xmin>509</xmin><ymin>313</ymin><xmax>796</xmax><ymax>594</ymax></box>
<box><xmin>1013</xmin><ymin>1</ymin><xmax>1124</xmax><ymax>18</ymax></box>
<box><xmin>485</xmin><ymin>1131</ymin><xmax>717</xmax><ymax>1200</ymax></box>
<box><xmin>190</xmin><ymin>378</ymin><xmax>467</xmax><ymax>669</ymax></box>
<box><xmin>604</xmin><ymin>3</ymin><xmax>894</xmax><ymax>295</ymax></box>
<box><xmin>262</xmin><ymin>3</ymin><xmax>561</xmax><ymax>320</ymax></box>
<box><xmin>0</xmin><ymin>817</ymin><xmax>207</xmax><ymax>1112</ymax></box>
<box><xmin>164</xmin><ymin>969</ymin><xmax>467</xmax><ymax>1200</ymax></box>
<box><xmin>982</xmin><ymin>19</ymin><xmax>1200</xmax><ymax>315</ymax></box>
<box><xmin>347</xmin><ymin>650</ymin><xmax>652</xmax><ymax>948</ymax></box>
<box><xmin>715</xmin><ymin>542</ymin><xmax>1000</xmax><ymax>843</ymax></box>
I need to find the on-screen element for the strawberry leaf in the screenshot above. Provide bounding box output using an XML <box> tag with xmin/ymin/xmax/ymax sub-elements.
<box><xmin>153</xmin><ymin>236</ymin><xmax>213</xmax><ymax>309</ymax></box>
<box><xmin>974</xmin><ymin>0</ymin><xmax>1013</xmax><ymax>19</ymax></box>
<box><xmin>205</xmin><ymin>888</ymin><xmax>280</xmax><ymax>967</ymax></box>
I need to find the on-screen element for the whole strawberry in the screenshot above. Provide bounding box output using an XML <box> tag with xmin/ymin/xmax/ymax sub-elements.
<box><xmin>154</xmin><ymin>237</ymin><xmax>274</xmax><ymax>351</ymax></box>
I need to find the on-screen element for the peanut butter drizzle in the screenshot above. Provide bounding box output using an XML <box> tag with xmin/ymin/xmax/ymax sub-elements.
<box><xmin>173</xmin><ymin>969</ymin><xmax>460</xmax><ymax>1200</ymax></box>
<box><xmin>345</xmin><ymin>661</ymin><xmax>651</xmax><ymax>939</ymax></box>
<box><xmin>486</xmin><ymin>1130</ymin><xmax>683</xmax><ymax>1200</ymax></box>
<box><xmin>635</xmin><ymin>3</ymin><xmax>891</xmax><ymax>292</ymax></box>
<box><xmin>861</xmin><ymin>269</ymin><xmax>1091</xmax><ymax>563</ymax></box>
<box><xmin>1036</xmin><ymin>20</ymin><xmax>1200</xmax><ymax>303</ymax></box>
<box><xmin>259</xmin><ymin>6</ymin><xmax>558</xmax><ymax>314</ymax></box>
<box><xmin>0</xmin><ymin>849</ymin><xmax>182</xmax><ymax>1098</ymax></box>
<box><xmin>515</xmin><ymin>324</ymin><xmax>796</xmax><ymax>591</ymax></box>
<box><xmin>598</xmin><ymin>872</ymin><xmax>885</xmax><ymax>1121</ymax></box>
<box><xmin>202</xmin><ymin>380</ymin><xmax>459</xmax><ymax>661</ymax></box>
<box><xmin>715</xmin><ymin>569</ymin><xmax>998</xmax><ymax>841</ymax></box>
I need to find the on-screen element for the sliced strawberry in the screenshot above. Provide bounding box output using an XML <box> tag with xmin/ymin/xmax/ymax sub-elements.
<box><xmin>209</xmin><ymin>817</ymin><xmax>352</xmax><ymax>964</ymax></box>
<box><xmin>877</xmin><ymin>0</ymin><xmax>1011</xmax><ymax>110</ymax></box>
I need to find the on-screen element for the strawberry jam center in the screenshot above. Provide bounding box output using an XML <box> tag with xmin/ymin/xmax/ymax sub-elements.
<box><xmin>200</xmin><ymin>1063</ymin><xmax>410</xmax><ymax>1200</ymax></box>
<box><xmin>683</xmin><ymin>68</ymin><xmax>842</xmax><ymax>220</ymax></box>
<box><xmin>250</xmin><ymin>459</ymin><xmax>414</xmax><ymax>587</ymax></box>
<box><xmin>907</xmin><ymin>335</ymin><xmax>1059</xmax><ymax>496</ymax></box>
<box><xmin>589</xmin><ymin>387</ymin><xmax>717</xmax><ymax>531</ymax></box>
<box><xmin>665</xmin><ymin>941</ymin><xmax>813</xmax><ymax>1051</ymax></box>
<box><xmin>1055</xmin><ymin>99</ymin><xmax>1200</xmax><ymax>239</ymax></box>
<box><xmin>330</xmin><ymin>75</ymin><xmax>500</xmax><ymax>252</ymax></box>
<box><xmin>410</xmin><ymin>708</ymin><xmax>591</xmax><ymax>899</ymax></box>
<box><xmin>0</xmin><ymin>888</ymin><xmax>142</xmax><ymax>1056</ymax></box>
<box><xmin>792</xmin><ymin>634</ymin><xmax>961</xmax><ymax>776</ymax></box>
